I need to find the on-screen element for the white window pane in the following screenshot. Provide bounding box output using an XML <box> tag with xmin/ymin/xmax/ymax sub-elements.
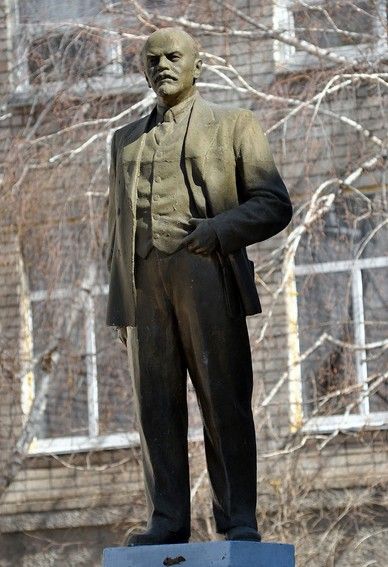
<box><xmin>296</xmin><ymin>271</ymin><xmax>360</xmax><ymax>416</ymax></box>
<box><xmin>27</xmin><ymin>30</ymin><xmax>107</xmax><ymax>84</ymax></box>
<box><xmin>297</xmin><ymin>193</ymin><xmax>386</xmax><ymax>265</ymax></box>
<box><xmin>144</xmin><ymin>0</ymin><xmax>169</xmax><ymax>9</ymax></box>
<box><xmin>32</xmin><ymin>298</ymin><xmax>88</xmax><ymax>438</ymax></box>
<box><xmin>292</xmin><ymin>0</ymin><xmax>374</xmax><ymax>50</ymax></box>
<box><xmin>295</xmin><ymin>189</ymin><xmax>387</xmax><ymax>422</ymax></box>
<box><xmin>94</xmin><ymin>295</ymin><xmax>136</xmax><ymax>434</ymax></box>
<box><xmin>362</xmin><ymin>268</ymin><xmax>388</xmax><ymax>413</ymax></box>
<box><xmin>19</xmin><ymin>0</ymin><xmax>105</xmax><ymax>23</ymax></box>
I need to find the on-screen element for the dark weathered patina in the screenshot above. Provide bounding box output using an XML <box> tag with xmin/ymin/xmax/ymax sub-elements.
<box><xmin>106</xmin><ymin>27</ymin><xmax>292</xmax><ymax>546</ymax></box>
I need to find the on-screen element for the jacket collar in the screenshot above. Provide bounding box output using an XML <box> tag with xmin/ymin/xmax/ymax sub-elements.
<box><xmin>184</xmin><ymin>95</ymin><xmax>217</xmax><ymax>158</ymax></box>
<box><xmin>156</xmin><ymin>91</ymin><xmax>197</xmax><ymax>124</ymax></box>
<box><xmin>121</xmin><ymin>94</ymin><xmax>216</xmax><ymax>150</ymax></box>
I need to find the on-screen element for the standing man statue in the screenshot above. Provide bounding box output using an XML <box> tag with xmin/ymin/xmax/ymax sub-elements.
<box><xmin>106</xmin><ymin>27</ymin><xmax>292</xmax><ymax>546</ymax></box>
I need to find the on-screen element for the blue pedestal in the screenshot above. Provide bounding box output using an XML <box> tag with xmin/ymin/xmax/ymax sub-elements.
<box><xmin>103</xmin><ymin>541</ymin><xmax>295</xmax><ymax>567</ymax></box>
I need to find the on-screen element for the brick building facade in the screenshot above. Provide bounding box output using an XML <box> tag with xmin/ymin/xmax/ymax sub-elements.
<box><xmin>0</xmin><ymin>1</ymin><xmax>387</xmax><ymax>565</ymax></box>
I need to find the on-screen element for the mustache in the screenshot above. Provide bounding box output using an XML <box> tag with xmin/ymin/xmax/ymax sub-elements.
<box><xmin>154</xmin><ymin>73</ymin><xmax>178</xmax><ymax>82</ymax></box>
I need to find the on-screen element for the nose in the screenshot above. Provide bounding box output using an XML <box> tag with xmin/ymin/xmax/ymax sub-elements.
<box><xmin>157</xmin><ymin>55</ymin><xmax>170</xmax><ymax>71</ymax></box>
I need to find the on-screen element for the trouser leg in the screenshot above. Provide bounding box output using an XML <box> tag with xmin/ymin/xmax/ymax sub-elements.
<box><xmin>170</xmin><ymin>248</ymin><xmax>257</xmax><ymax>533</ymax></box>
<box><xmin>130</xmin><ymin>250</ymin><xmax>190</xmax><ymax>535</ymax></box>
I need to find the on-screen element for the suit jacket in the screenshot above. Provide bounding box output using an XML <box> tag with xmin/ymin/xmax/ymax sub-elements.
<box><xmin>106</xmin><ymin>94</ymin><xmax>292</xmax><ymax>327</ymax></box>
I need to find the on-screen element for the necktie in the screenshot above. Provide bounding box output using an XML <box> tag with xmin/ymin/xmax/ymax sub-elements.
<box><xmin>154</xmin><ymin>109</ymin><xmax>174</xmax><ymax>145</ymax></box>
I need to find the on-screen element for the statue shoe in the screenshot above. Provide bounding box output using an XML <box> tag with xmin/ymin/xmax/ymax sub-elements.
<box><xmin>225</xmin><ymin>526</ymin><xmax>261</xmax><ymax>542</ymax></box>
<box><xmin>126</xmin><ymin>527</ymin><xmax>190</xmax><ymax>546</ymax></box>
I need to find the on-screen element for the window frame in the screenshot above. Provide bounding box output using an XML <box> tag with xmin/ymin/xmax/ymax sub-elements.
<box><xmin>8</xmin><ymin>0</ymin><xmax>144</xmax><ymax>98</ymax></box>
<box><xmin>273</xmin><ymin>0</ymin><xmax>387</xmax><ymax>72</ymax></box>
<box><xmin>26</xmin><ymin>278</ymin><xmax>204</xmax><ymax>456</ymax></box>
<box><xmin>20</xmin><ymin>128</ymin><xmax>140</xmax><ymax>455</ymax></box>
<box><xmin>287</xmin><ymin>255</ymin><xmax>388</xmax><ymax>434</ymax></box>
<box><xmin>25</xmin><ymin>282</ymin><xmax>142</xmax><ymax>456</ymax></box>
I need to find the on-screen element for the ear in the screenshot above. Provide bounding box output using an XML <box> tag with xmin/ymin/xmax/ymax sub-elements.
<box><xmin>193</xmin><ymin>58</ymin><xmax>203</xmax><ymax>80</ymax></box>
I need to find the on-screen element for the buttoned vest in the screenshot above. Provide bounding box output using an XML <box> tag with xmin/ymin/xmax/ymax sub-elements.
<box><xmin>134</xmin><ymin>101</ymin><xmax>197</xmax><ymax>258</ymax></box>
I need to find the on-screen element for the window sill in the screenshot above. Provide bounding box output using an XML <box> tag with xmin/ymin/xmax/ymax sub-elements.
<box><xmin>8</xmin><ymin>75</ymin><xmax>147</xmax><ymax>107</ymax></box>
<box><xmin>274</xmin><ymin>40</ymin><xmax>386</xmax><ymax>74</ymax></box>
<box><xmin>27</xmin><ymin>428</ymin><xmax>204</xmax><ymax>456</ymax></box>
<box><xmin>301</xmin><ymin>411</ymin><xmax>388</xmax><ymax>434</ymax></box>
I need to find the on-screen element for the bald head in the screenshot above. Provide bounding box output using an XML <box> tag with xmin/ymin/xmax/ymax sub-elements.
<box><xmin>140</xmin><ymin>28</ymin><xmax>200</xmax><ymax>67</ymax></box>
<box><xmin>140</xmin><ymin>27</ymin><xmax>202</xmax><ymax>108</ymax></box>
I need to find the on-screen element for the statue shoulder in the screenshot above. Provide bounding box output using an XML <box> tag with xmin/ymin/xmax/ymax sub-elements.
<box><xmin>199</xmin><ymin>98</ymin><xmax>257</xmax><ymax>125</ymax></box>
<box><xmin>111</xmin><ymin>113</ymin><xmax>151</xmax><ymax>145</ymax></box>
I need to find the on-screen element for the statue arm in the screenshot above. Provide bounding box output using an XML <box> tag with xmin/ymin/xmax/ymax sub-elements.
<box><xmin>211</xmin><ymin>110</ymin><xmax>293</xmax><ymax>255</ymax></box>
<box><xmin>106</xmin><ymin>132</ymin><xmax>127</xmax><ymax>343</ymax></box>
<box><xmin>107</xmin><ymin>131</ymin><xmax>117</xmax><ymax>272</ymax></box>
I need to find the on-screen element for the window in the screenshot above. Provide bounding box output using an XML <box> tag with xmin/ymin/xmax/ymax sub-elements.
<box><xmin>144</xmin><ymin>0</ymin><xmax>169</xmax><ymax>9</ymax></box>
<box><xmin>289</xmin><ymin>192</ymin><xmax>388</xmax><ymax>433</ymax></box>
<box><xmin>273</xmin><ymin>0</ymin><xmax>386</xmax><ymax>71</ymax></box>
<box><xmin>27</xmin><ymin>270</ymin><xmax>140</xmax><ymax>455</ymax></box>
<box><xmin>18</xmin><ymin>0</ymin><xmax>105</xmax><ymax>22</ymax></box>
<box><xmin>10</xmin><ymin>0</ymin><xmax>143</xmax><ymax>95</ymax></box>
<box><xmin>18</xmin><ymin>135</ymin><xmax>140</xmax><ymax>455</ymax></box>
<box><xmin>27</xmin><ymin>30</ymin><xmax>107</xmax><ymax>85</ymax></box>
<box><xmin>21</xmin><ymin>215</ymin><xmax>139</xmax><ymax>454</ymax></box>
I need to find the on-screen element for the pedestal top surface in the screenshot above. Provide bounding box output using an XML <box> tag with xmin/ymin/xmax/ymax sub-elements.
<box><xmin>103</xmin><ymin>541</ymin><xmax>295</xmax><ymax>567</ymax></box>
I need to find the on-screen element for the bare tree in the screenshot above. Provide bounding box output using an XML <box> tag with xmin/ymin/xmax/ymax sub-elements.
<box><xmin>1</xmin><ymin>1</ymin><xmax>387</xmax><ymax>565</ymax></box>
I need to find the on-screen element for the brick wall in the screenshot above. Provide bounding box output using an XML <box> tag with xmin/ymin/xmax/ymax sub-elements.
<box><xmin>0</xmin><ymin>1</ymin><xmax>387</xmax><ymax>565</ymax></box>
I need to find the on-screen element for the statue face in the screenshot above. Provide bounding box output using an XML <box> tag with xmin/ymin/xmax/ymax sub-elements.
<box><xmin>142</xmin><ymin>31</ymin><xmax>202</xmax><ymax>105</ymax></box>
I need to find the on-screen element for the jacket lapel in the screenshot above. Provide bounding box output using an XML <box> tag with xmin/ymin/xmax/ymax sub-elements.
<box><xmin>184</xmin><ymin>96</ymin><xmax>218</xmax><ymax>217</ymax></box>
<box><xmin>184</xmin><ymin>95</ymin><xmax>217</xmax><ymax>157</ymax></box>
<box><xmin>117</xmin><ymin>113</ymin><xmax>153</xmax><ymax>167</ymax></box>
<box><xmin>117</xmin><ymin>111</ymin><xmax>156</xmax><ymax>207</ymax></box>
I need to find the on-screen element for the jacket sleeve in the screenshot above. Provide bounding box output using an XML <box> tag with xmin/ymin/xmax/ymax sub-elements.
<box><xmin>211</xmin><ymin>110</ymin><xmax>292</xmax><ymax>255</ymax></box>
<box><xmin>107</xmin><ymin>131</ymin><xmax>117</xmax><ymax>273</ymax></box>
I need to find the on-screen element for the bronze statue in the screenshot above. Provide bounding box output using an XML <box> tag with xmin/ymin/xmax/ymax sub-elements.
<box><xmin>106</xmin><ymin>27</ymin><xmax>292</xmax><ymax>546</ymax></box>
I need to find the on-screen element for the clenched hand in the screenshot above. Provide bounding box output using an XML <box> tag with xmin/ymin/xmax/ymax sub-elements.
<box><xmin>181</xmin><ymin>218</ymin><xmax>219</xmax><ymax>255</ymax></box>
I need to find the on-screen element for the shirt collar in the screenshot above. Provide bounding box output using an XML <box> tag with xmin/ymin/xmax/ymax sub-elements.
<box><xmin>156</xmin><ymin>91</ymin><xmax>197</xmax><ymax>124</ymax></box>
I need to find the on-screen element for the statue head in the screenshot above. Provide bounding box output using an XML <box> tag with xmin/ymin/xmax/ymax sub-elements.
<box><xmin>140</xmin><ymin>27</ymin><xmax>202</xmax><ymax>107</ymax></box>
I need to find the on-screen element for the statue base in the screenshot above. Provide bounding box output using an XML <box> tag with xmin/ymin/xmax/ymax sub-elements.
<box><xmin>103</xmin><ymin>541</ymin><xmax>295</xmax><ymax>566</ymax></box>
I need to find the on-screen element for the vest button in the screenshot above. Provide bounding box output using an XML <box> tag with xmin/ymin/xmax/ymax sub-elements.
<box><xmin>155</xmin><ymin>176</ymin><xmax>161</xmax><ymax>183</ymax></box>
<box><xmin>152</xmin><ymin>195</ymin><xmax>159</xmax><ymax>201</ymax></box>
